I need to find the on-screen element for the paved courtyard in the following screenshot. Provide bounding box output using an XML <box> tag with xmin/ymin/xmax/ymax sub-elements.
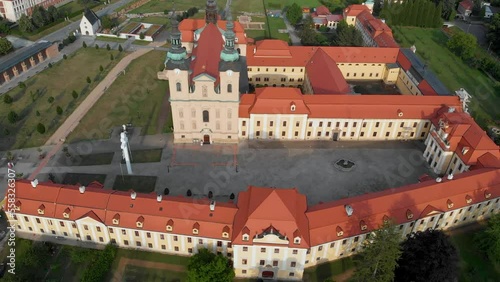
<box><xmin>0</xmin><ymin>134</ymin><xmax>436</xmax><ymax>206</ymax></box>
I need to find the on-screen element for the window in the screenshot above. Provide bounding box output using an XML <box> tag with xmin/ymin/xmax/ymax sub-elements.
<box><xmin>41</xmin><ymin>229</ymin><xmax>45</xmax><ymax>233</ymax></box>
<box><xmin>413</xmin><ymin>122</ymin><xmax>417</xmax><ymax>127</ymax></box>
<box><xmin>36</xmin><ymin>218</ymin><xmax>41</xmax><ymax>224</ymax></box>
<box><xmin>84</xmin><ymin>225</ymin><xmax>88</xmax><ymax>230</ymax></box>
<box><xmin>424</xmin><ymin>122</ymin><xmax>429</xmax><ymax>128</ymax></box>
<box><xmin>282</xmin><ymin>131</ymin><xmax>286</xmax><ymax>137</ymax></box>
<box><xmin>317</xmin><ymin>132</ymin><xmax>321</xmax><ymax>137</ymax></box>
<box><xmin>257</xmin><ymin>121</ymin><xmax>261</xmax><ymax>126</ymax></box>
<box><xmin>283</xmin><ymin>121</ymin><xmax>287</xmax><ymax>126</ymax></box>
<box><xmin>243</xmin><ymin>247</ymin><xmax>248</xmax><ymax>251</ymax></box>
<box><xmin>293</xmin><ymin>249</ymin><xmax>298</xmax><ymax>254</ymax></box>
<box><xmin>320</xmin><ymin>122</ymin><xmax>324</xmax><ymax>127</ymax></box>
<box><xmin>242</xmin><ymin>121</ymin><xmax>246</xmax><ymax>126</ymax></box>
<box><xmin>373</xmin><ymin>132</ymin><xmax>377</xmax><ymax>137</ymax></box>
<box><xmin>351</xmin><ymin>132</ymin><xmax>355</xmax><ymax>137</ymax></box>
<box><xmin>124</xmin><ymin>240</ymin><xmax>129</xmax><ymax>245</ymax></box>
<box><xmin>161</xmin><ymin>245</ymin><xmax>166</xmax><ymax>249</ymax></box>
<box><xmin>242</xmin><ymin>259</ymin><xmax>247</xmax><ymax>265</ymax></box>
<box><xmin>260</xmin><ymin>260</ymin><xmax>265</xmax><ymax>266</ymax></box>
<box><xmin>363</xmin><ymin>122</ymin><xmax>367</xmax><ymax>128</ymax></box>
<box><xmin>99</xmin><ymin>237</ymin><xmax>104</xmax><ymax>242</ymax></box>
<box><xmin>273</xmin><ymin>261</ymin><xmax>278</xmax><ymax>267</ymax></box>
<box><xmin>386</xmin><ymin>132</ymin><xmax>390</xmax><ymax>137</ymax></box>
<box><xmin>261</xmin><ymin>248</ymin><xmax>266</xmax><ymax>253</ymax></box>
<box><xmin>86</xmin><ymin>235</ymin><xmax>91</xmax><ymax>240</ymax></box>
<box><xmin>361</xmin><ymin>132</ymin><xmax>365</xmax><ymax>137</ymax></box>
<box><xmin>122</xmin><ymin>229</ymin><xmax>126</xmax><ymax>235</ymax></box>
<box><xmin>173</xmin><ymin>236</ymin><xmax>178</xmax><ymax>241</ymax></box>
<box><xmin>400</xmin><ymin>122</ymin><xmax>404</xmax><ymax>127</ymax></box>
<box><xmin>109</xmin><ymin>228</ymin><xmax>114</xmax><ymax>233</ymax></box>
<box><xmin>375</xmin><ymin>122</ymin><xmax>380</xmax><ymax>127</ymax></box>
<box><xmin>295</xmin><ymin>131</ymin><xmax>299</xmax><ymax>137</ymax></box>
<box><xmin>353</xmin><ymin>122</ymin><xmax>357</xmax><ymax>127</ymax></box>
<box><xmin>318</xmin><ymin>246</ymin><xmax>323</xmax><ymax>251</ymax></box>
<box><xmin>227</xmin><ymin>84</ymin><xmax>232</xmax><ymax>93</ymax></box>
<box><xmin>188</xmin><ymin>248</ymin><xmax>193</xmax><ymax>253</ymax></box>
<box><xmin>187</xmin><ymin>237</ymin><xmax>192</xmax><ymax>243</ymax></box>
<box><xmin>269</xmin><ymin>121</ymin><xmax>274</xmax><ymax>127</ymax></box>
<box><xmin>291</xmin><ymin>262</ymin><xmax>296</xmax><ymax>267</ymax></box>
<box><xmin>330</xmin><ymin>243</ymin><xmax>335</xmax><ymax>248</ymax></box>
<box><xmin>269</xmin><ymin>131</ymin><xmax>273</xmax><ymax>137</ymax></box>
<box><xmin>160</xmin><ymin>234</ymin><xmax>165</xmax><ymax>240</ymax></box>
<box><xmin>203</xmin><ymin>110</ymin><xmax>209</xmax><ymax>122</ymax></box>
<box><xmin>176</xmin><ymin>82</ymin><xmax>181</xmax><ymax>92</ymax></box>
<box><xmin>242</xmin><ymin>270</ymin><xmax>247</xmax><ymax>274</ymax></box>
<box><xmin>296</xmin><ymin>121</ymin><xmax>300</xmax><ymax>127</ymax></box>
<box><xmin>217</xmin><ymin>241</ymin><xmax>223</xmax><ymax>247</ymax></box>
<box><xmin>256</xmin><ymin>131</ymin><xmax>260</xmax><ymax>137</ymax></box>
<box><xmin>175</xmin><ymin>247</ymin><xmax>179</xmax><ymax>251</ymax></box>
<box><xmin>274</xmin><ymin>248</ymin><xmax>279</xmax><ymax>253</ymax></box>
<box><xmin>307</xmin><ymin>131</ymin><xmax>311</xmax><ymax>137</ymax></box>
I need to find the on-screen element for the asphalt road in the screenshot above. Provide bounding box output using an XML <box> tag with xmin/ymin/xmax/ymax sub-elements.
<box><xmin>453</xmin><ymin>19</ymin><xmax>488</xmax><ymax>46</ymax></box>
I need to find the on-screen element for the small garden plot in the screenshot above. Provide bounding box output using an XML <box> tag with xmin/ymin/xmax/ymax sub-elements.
<box><xmin>129</xmin><ymin>148</ymin><xmax>163</xmax><ymax>163</ymax></box>
<box><xmin>113</xmin><ymin>175</ymin><xmax>157</xmax><ymax>193</ymax></box>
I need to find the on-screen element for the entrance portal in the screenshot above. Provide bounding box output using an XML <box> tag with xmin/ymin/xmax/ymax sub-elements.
<box><xmin>262</xmin><ymin>271</ymin><xmax>274</xmax><ymax>278</ymax></box>
<box><xmin>203</xmin><ymin>135</ymin><xmax>210</xmax><ymax>144</ymax></box>
<box><xmin>332</xmin><ymin>131</ymin><xmax>340</xmax><ymax>141</ymax></box>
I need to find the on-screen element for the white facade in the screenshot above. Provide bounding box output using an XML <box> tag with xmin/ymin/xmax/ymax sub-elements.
<box><xmin>0</xmin><ymin>0</ymin><xmax>70</xmax><ymax>22</ymax></box>
<box><xmin>80</xmin><ymin>12</ymin><xmax>101</xmax><ymax>36</ymax></box>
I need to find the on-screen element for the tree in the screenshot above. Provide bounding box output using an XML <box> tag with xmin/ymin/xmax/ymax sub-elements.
<box><xmin>3</xmin><ymin>94</ymin><xmax>13</xmax><ymax>104</ymax></box>
<box><xmin>100</xmin><ymin>15</ymin><xmax>116</xmax><ymax>29</ymax></box>
<box><xmin>95</xmin><ymin>44</ymin><xmax>99</xmax><ymax>49</ymax></box>
<box><xmin>351</xmin><ymin>221</ymin><xmax>402</xmax><ymax>282</ymax></box>
<box><xmin>72</xmin><ymin>90</ymin><xmax>78</xmax><ymax>99</ymax></box>
<box><xmin>0</xmin><ymin>20</ymin><xmax>9</xmax><ymax>34</ymax></box>
<box><xmin>299</xmin><ymin>16</ymin><xmax>318</xmax><ymax>46</ymax></box>
<box><xmin>80</xmin><ymin>244</ymin><xmax>117</xmax><ymax>282</ymax></box>
<box><xmin>86</xmin><ymin>76</ymin><xmax>91</xmax><ymax>83</ymax></box>
<box><xmin>48</xmin><ymin>96</ymin><xmax>54</xmax><ymax>103</ymax></box>
<box><xmin>18</xmin><ymin>82</ymin><xmax>26</xmax><ymax>89</ymax></box>
<box><xmin>47</xmin><ymin>6</ymin><xmax>59</xmax><ymax>22</ymax></box>
<box><xmin>472</xmin><ymin>0</ymin><xmax>482</xmax><ymax>16</ymax></box>
<box><xmin>56</xmin><ymin>106</ymin><xmax>63</xmax><ymax>115</ymax></box>
<box><xmin>187</xmin><ymin>189</ymin><xmax>192</xmax><ymax>196</ymax></box>
<box><xmin>139</xmin><ymin>32</ymin><xmax>145</xmax><ymax>40</ymax></box>
<box><xmin>106</xmin><ymin>44</ymin><xmax>111</xmax><ymax>51</ymax></box>
<box><xmin>476</xmin><ymin>213</ymin><xmax>500</xmax><ymax>265</ymax></box>
<box><xmin>287</xmin><ymin>3</ymin><xmax>302</xmax><ymax>25</ymax></box>
<box><xmin>82</xmin><ymin>41</ymin><xmax>87</xmax><ymax>48</ymax></box>
<box><xmin>487</xmin><ymin>14</ymin><xmax>500</xmax><ymax>54</ymax></box>
<box><xmin>447</xmin><ymin>31</ymin><xmax>477</xmax><ymax>60</ymax></box>
<box><xmin>442</xmin><ymin>0</ymin><xmax>456</xmax><ymax>20</ymax></box>
<box><xmin>187</xmin><ymin>248</ymin><xmax>235</xmax><ymax>282</ymax></box>
<box><xmin>395</xmin><ymin>229</ymin><xmax>459</xmax><ymax>282</ymax></box>
<box><xmin>334</xmin><ymin>20</ymin><xmax>363</xmax><ymax>46</ymax></box>
<box><xmin>110</xmin><ymin>53</ymin><xmax>114</xmax><ymax>60</ymax></box>
<box><xmin>373</xmin><ymin>0</ymin><xmax>382</xmax><ymax>16</ymax></box>
<box><xmin>7</xmin><ymin>111</ymin><xmax>18</xmax><ymax>124</ymax></box>
<box><xmin>32</xmin><ymin>6</ymin><xmax>48</xmax><ymax>28</ymax></box>
<box><xmin>118</xmin><ymin>44</ymin><xmax>123</xmax><ymax>52</ymax></box>
<box><xmin>99</xmin><ymin>65</ymin><xmax>104</xmax><ymax>72</ymax></box>
<box><xmin>63</xmin><ymin>54</ymin><xmax>67</xmax><ymax>59</ymax></box>
<box><xmin>37</xmin><ymin>123</ymin><xmax>46</xmax><ymax>134</ymax></box>
<box><xmin>18</xmin><ymin>14</ymin><xmax>35</xmax><ymax>33</ymax></box>
<box><xmin>36</xmin><ymin>110</ymin><xmax>40</xmax><ymax>116</ymax></box>
<box><xmin>0</xmin><ymin>37</ymin><xmax>13</xmax><ymax>55</ymax></box>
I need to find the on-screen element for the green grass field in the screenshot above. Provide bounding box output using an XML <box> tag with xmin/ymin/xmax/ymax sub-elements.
<box><xmin>67</xmin><ymin>51</ymin><xmax>168</xmax><ymax>142</ymax></box>
<box><xmin>267</xmin><ymin>16</ymin><xmax>290</xmax><ymax>42</ymax></box>
<box><xmin>131</xmin><ymin>148</ymin><xmax>163</xmax><ymax>163</ymax></box>
<box><xmin>265</xmin><ymin>0</ymin><xmax>321</xmax><ymax>10</ymax></box>
<box><xmin>393</xmin><ymin>27</ymin><xmax>500</xmax><ymax>128</ymax></box>
<box><xmin>0</xmin><ymin>48</ymin><xmax>120</xmax><ymax>150</ymax></box>
<box><xmin>451</xmin><ymin>229</ymin><xmax>500</xmax><ymax>282</ymax></box>
<box><xmin>303</xmin><ymin>257</ymin><xmax>355</xmax><ymax>281</ymax></box>
<box><xmin>122</xmin><ymin>265</ymin><xmax>187</xmax><ymax>282</ymax></box>
<box><xmin>129</xmin><ymin>0</ymin><xmax>203</xmax><ymax>14</ymax></box>
<box><xmin>96</xmin><ymin>35</ymin><xmax>128</xmax><ymax>43</ymax></box>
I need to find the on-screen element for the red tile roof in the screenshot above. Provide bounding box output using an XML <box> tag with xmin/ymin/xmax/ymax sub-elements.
<box><xmin>239</xmin><ymin>88</ymin><xmax>463</xmax><ymax>119</ymax></box>
<box><xmin>232</xmin><ymin>187</ymin><xmax>310</xmax><ymax>247</ymax></box>
<box><xmin>190</xmin><ymin>23</ymin><xmax>225</xmax><ymax>84</ymax></box>
<box><xmin>326</xmin><ymin>14</ymin><xmax>343</xmax><ymax>22</ymax></box>
<box><xmin>315</xmin><ymin>5</ymin><xmax>331</xmax><ymax>16</ymax></box>
<box><xmin>306</xmin><ymin>168</ymin><xmax>500</xmax><ymax>245</ymax></box>
<box><xmin>179</xmin><ymin>19</ymin><xmax>247</xmax><ymax>44</ymax></box>
<box><xmin>343</xmin><ymin>4</ymin><xmax>370</xmax><ymax>17</ymax></box>
<box><xmin>373</xmin><ymin>32</ymin><xmax>399</xmax><ymax>48</ymax></box>
<box><xmin>356</xmin><ymin>9</ymin><xmax>399</xmax><ymax>48</ymax></box>
<box><xmin>459</xmin><ymin>0</ymin><xmax>473</xmax><ymax>10</ymax></box>
<box><xmin>305</xmin><ymin>49</ymin><xmax>350</xmax><ymax>94</ymax></box>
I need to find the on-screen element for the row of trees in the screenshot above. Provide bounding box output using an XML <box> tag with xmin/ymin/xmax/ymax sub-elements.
<box><xmin>298</xmin><ymin>17</ymin><xmax>363</xmax><ymax>47</ymax></box>
<box><xmin>381</xmin><ymin>0</ymin><xmax>443</xmax><ymax>28</ymax></box>
<box><xmin>18</xmin><ymin>5</ymin><xmax>63</xmax><ymax>33</ymax></box>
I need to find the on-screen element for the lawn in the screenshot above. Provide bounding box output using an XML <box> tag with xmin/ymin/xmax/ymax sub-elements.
<box><xmin>245</xmin><ymin>29</ymin><xmax>267</xmax><ymax>41</ymax></box>
<box><xmin>267</xmin><ymin>16</ymin><xmax>290</xmax><ymax>42</ymax></box>
<box><xmin>303</xmin><ymin>257</ymin><xmax>355</xmax><ymax>281</ymax></box>
<box><xmin>451</xmin><ymin>229</ymin><xmax>500</xmax><ymax>282</ymax></box>
<box><xmin>113</xmin><ymin>175</ymin><xmax>157</xmax><ymax>193</ymax></box>
<box><xmin>66</xmin><ymin>51</ymin><xmax>168</xmax><ymax>142</ymax></box>
<box><xmin>62</xmin><ymin>173</ymin><xmax>107</xmax><ymax>186</ymax></box>
<box><xmin>130</xmin><ymin>148</ymin><xmax>163</xmax><ymax>163</ymax></box>
<box><xmin>129</xmin><ymin>0</ymin><xmax>204</xmax><ymax>14</ymax></box>
<box><xmin>0</xmin><ymin>48</ymin><xmax>120</xmax><ymax>150</ymax></box>
<box><xmin>265</xmin><ymin>0</ymin><xmax>321</xmax><ymax>10</ymax></box>
<box><xmin>131</xmin><ymin>16</ymin><xmax>169</xmax><ymax>25</ymax></box>
<box><xmin>122</xmin><ymin>265</ymin><xmax>187</xmax><ymax>282</ymax></box>
<box><xmin>132</xmin><ymin>39</ymin><xmax>152</xmax><ymax>45</ymax></box>
<box><xmin>58</xmin><ymin>152</ymin><xmax>115</xmax><ymax>166</ymax></box>
<box><xmin>96</xmin><ymin>35</ymin><xmax>128</xmax><ymax>43</ymax></box>
<box><xmin>392</xmin><ymin>27</ymin><xmax>500</xmax><ymax>128</ymax></box>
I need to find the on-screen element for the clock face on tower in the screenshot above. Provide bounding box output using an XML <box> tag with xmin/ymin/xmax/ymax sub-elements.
<box><xmin>226</xmin><ymin>70</ymin><xmax>233</xmax><ymax>76</ymax></box>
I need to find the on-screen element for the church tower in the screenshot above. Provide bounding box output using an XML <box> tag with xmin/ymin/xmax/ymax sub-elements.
<box><xmin>205</xmin><ymin>0</ymin><xmax>218</xmax><ymax>24</ymax></box>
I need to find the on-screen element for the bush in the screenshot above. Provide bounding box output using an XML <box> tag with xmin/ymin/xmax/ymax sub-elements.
<box><xmin>47</xmin><ymin>96</ymin><xmax>54</xmax><ymax>103</ymax></box>
<box><xmin>68</xmin><ymin>34</ymin><xmax>76</xmax><ymax>43</ymax></box>
<box><xmin>4</xmin><ymin>129</ymin><xmax>10</xmax><ymax>136</ymax></box>
<box><xmin>48</xmin><ymin>63</ymin><xmax>52</xmax><ymax>68</ymax></box>
<box><xmin>118</xmin><ymin>44</ymin><xmax>123</xmax><ymax>52</ymax></box>
<box><xmin>80</xmin><ymin>244</ymin><xmax>117</xmax><ymax>282</ymax></box>
<box><xmin>72</xmin><ymin>90</ymin><xmax>78</xmax><ymax>99</ymax></box>
<box><xmin>86</xmin><ymin>76</ymin><xmax>91</xmax><ymax>84</ymax></box>
<box><xmin>63</xmin><ymin>54</ymin><xmax>67</xmax><ymax>59</ymax></box>
<box><xmin>18</xmin><ymin>82</ymin><xmax>26</xmax><ymax>89</ymax></box>
<box><xmin>3</xmin><ymin>94</ymin><xmax>13</xmax><ymax>104</ymax></box>
<box><xmin>95</xmin><ymin>44</ymin><xmax>99</xmax><ymax>49</ymax></box>
<box><xmin>99</xmin><ymin>65</ymin><xmax>104</xmax><ymax>72</ymax></box>
<box><xmin>187</xmin><ymin>189</ymin><xmax>192</xmax><ymax>196</ymax></box>
<box><xmin>56</xmin><ymin>106</ymin><xmax>63</xmax><ymax>115</ymax></box>
<box><xmin>7</xmin><ymin>111</ymin><xmax>18</xmax><ymax>124</ymax></box>
<box><xmin>106</xmin><ymin>44</ymin><xmax>111</xmax><ymax>51</ymax></box>
<box><xmin>82</xmin><ymin>41</ymin><xmax>87</xmax><ymax>48</ymax></box>
<box><xmin>37</xmin><ymin>123</ymin><xmax>46</xmax><ymax>134</ymax></box>
<box><xmin>110</xmin><ymin>54</ymin><xmax>114</xmax><ymax>60</ymax></box>
<box><xmin>139</xmin><ymin>32</ymin><xmax>145</xmax><ymax>40</ymax></box>
<box><xmin>36</xmin><ymin>110</ymin><xmax>40</xmax><ymax>116</ymax></box>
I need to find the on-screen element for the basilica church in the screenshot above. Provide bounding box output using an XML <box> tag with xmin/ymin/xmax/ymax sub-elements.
<box><xmin>158</xmin><ymin>0</ymin><xmax>248</xmax><ymax>144</ymax></box>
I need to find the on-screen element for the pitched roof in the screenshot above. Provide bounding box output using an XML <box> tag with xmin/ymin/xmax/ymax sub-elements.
<box><xmin>179</xmin><ymin>19</ymin><xmax>247</xmax><ymax>44</ymax></box>
<box><xmin>0</xmin><ymin>41</ymin><xmax>53</xmax><ymax>73</ymax></box>
<box><xmin>190</xmin><ymin>23</ymin><xmax>225</xmax><ymax>84</ymax></box>
<box><xmin>83</xmin><ymin>8</ymin><xmax>99</xmax><ymax>25</ymax></box>
<box><xmin>459</xmin><ymin>0</ymin><xmax>474</xmax><ymax>10</ymax></box>
<box><xmin>306</xmin><ymin>168</ymin><xmax>500</xmax><ymax>245</ymax></box>
<box><xmin>315</xmin><ymin>5</ymin><xmax>331</xmax><ymax>16</ymax></box>
<box><xmin>247</xmin><ymin>88</ymin><xmax>310</xmax><ymax>115</ymax></box>
<box><xmin>343</xmin><ymin>4</ymin><xmax>370</xmax><ymax>17</ymax></box>
<box><xmin>326</xmin><ymin>14</ymin><xmax>343</xmax><ymax>22</ymax></box>
<box><xmin>305</xmin><ymin>49</ymin><xmax>351</xmax><ymax>94</ymax></box>
<box><xmin>232</xmin><ymin>187</ymin><xmax>310</xmax><ymax>247</ymax></box>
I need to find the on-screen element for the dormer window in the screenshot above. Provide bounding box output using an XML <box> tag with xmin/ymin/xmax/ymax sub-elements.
<box><xmin>447</xmin><ymin>199</ymin><xmax>454</xmax><ymax>209</ymax></box>
<box><xmin>222</xmin><ymin>226</ymin><xmax>230</xmax><ymax>238</ymax></box>
<box><xmin>14</xmin><ymin>200</ymin><xmax>21</xmax><ymax>211</ymax></box>
<box><xmin>360</xmin><ymin>220</ymin><xmax>367</xmax><ymax>231</ymax></box>
<box><xmin>485</xmin><ymin>191</ymin><xmax>491</xmax><ymax>199</ymax></box>
<box><xmin>112</xmin><ymin>214</ymin><xmax>120</xmax><ymax>225</ymax></box>
<box><xmin>465</xmin><ymin>195</ymin><xmax>472</xmax><ymax>204</ymax></box>
<box><xmin>294</xmin><ymin>237</ymin><xmax>301</xmax><ymax>244</ymax></box>
<box><xmin>290</xmin><ymin>102</ymin><xmax>296</xmax><ymax>112</ymax></box>
<box><xmin>136</xmin><ymin>216</ymin><xmax>144</xmax><ymax>228</ymax></box>
<box><xmin>192</xmin><ymin>222</ymin><xmax>200</xmax><ymax>235</ymax></box>
<box><xmin>336</xmin><ymin>226</ymin><xmax>343</xmax><ymax>237</ymax></box>
<box><xmin>406</xmin><ymin>209</ymin><xmax>413</xmax><ymax>219</ymax></box>
<box><xmin>63</xmin><ymin>208</ymin><xmax>71</xmax><ymax>219</ymax></box>
<box><xmin>397</xmin><ymin>109</ymin><xmax>403</xmax><ymax>117</ymax></box>
<box><xmin>383</xmin><ymin>215</ymin><xmax>389</xmax><ymax>224</ymax></box>
<box><xmin>166</xmin><ymin>219</ymin><xmax>174</xmax><ymax>232</ymax></box>
<box><xmin>462</xmin><ymin>147</ymin><xmax>469</xmax><ymax>155</ymax></box>
<box><xmin>242</xmin><ymin>234</ymin><xmax>249</xmax><ymax>241</ymax></box>
<box><xmin>37</xmin><ymin>204</ymin><xmax>45</xmax><ymax>215</ymax></box>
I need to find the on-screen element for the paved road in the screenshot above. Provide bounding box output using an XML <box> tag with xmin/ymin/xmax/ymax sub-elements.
<box><xmin>453</xmin><ymin>19</ymin><xmax>488</xmax><ymax>46</ymax></box>
<box><xmin>282</xmin><ymin>13</ymin><xmax>301</xmax><ymax>46</ymax></box>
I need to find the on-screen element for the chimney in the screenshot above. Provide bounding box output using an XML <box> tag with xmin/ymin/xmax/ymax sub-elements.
<box><xmin>447</xmin><ymin>174</ymin><xmax>454</xmax><ymax>180</ymax></box>
<box><xmin>131</xmin><ymin>191</ymin><xmax>137</xmax><ymax>200</ymax></box>
<box><xmin>210</xmin><ymin>200</ymin><xmax>216</xmax><ymax>211</ymax></box>
<box><xmin>79</xmin><ymin>185</ymin><xmax>86</xmax><ymax>194</ymax></box>
<box><xmin>436</xmin><ymin>177</ymin><xmax>442</xmax><ymax>183</ymax></box>
<box><xmin>157</xmin><ymin>194</ymin><xmax>162</xmax><ymax>203</ymax></box>
<box><xmin>31</xmin><ymin>179</ymin><xmax>38</xmax><ymax>188</ymax></box>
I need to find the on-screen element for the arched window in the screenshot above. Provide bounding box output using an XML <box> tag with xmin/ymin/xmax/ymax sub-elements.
<box><xmin>227</xmin><ymin>84</ymin><xmax>232</xmax><ymax>93</ymax></box>
<box><xmin>176</xmin><ymin>82</ymin><xmax>181</xmax><ymax>92</ymax></box>
<box><xmin>203</xmin><ymin>110</ymin><xmax>209</xmax><ymax>122</ymax></box>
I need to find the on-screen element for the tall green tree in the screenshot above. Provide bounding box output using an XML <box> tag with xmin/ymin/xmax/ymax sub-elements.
<box><xmin>287</xmin><ymin>3</ymin><xmax>302</xmax><ymax>25</ymax></box>
<box><xmin>299</xmin><ymin>16</ymin><xmax>319</xmax><ymax>46</ymax></box>
<box><xmin>31</xmin><ymin>6</ymin><xmax>49</xmax><ymax>28</ymax></box>
<box><xmin>0</xmin><ymin>37</ymin><xmax>13</xmax><ymax>55</ymax></box>
<box><xmin>487</xmin><ymin>13</ymin><xmax>500</xmax><ymax>54</ymax></box>
<box><xmin>395</xmin><ymin>229</ymin><xmax>459</xmax><ymax>282</ymax></box>
<box><xmin>18</xmin><ymin>14</ymin><xmax>35</xmax><ymax>33</ymax></box>
<box><xmin>442</xmin><ymin>0</ymin><xmax>456</xmax><ymax>20</ymax></box>
<box><xmin>47</xmin><ymin>6</ymin><xmax>59</xmax><ymax>22</ymax></box>
<box><xmin>475</xmin><ymin>213</ymin><xmax>500</xmax><ymax>265</ymax></box>
<box><xmin>334</xmin><ymin>20</ymin><xmax>363</xmax><ymax>46</ymax></box>
<box><xmin>373</xmin><ymin>0</ymin><xmax>382</xmax><ymax>16</ymax></box>
<box><xmin>351</xmin><ymin>221</ymin><xmax>402</xmax><ymax>282</ymax></box>
<box><xmin>447</xmin><ymin>31</ymin><xmax>477</xmax><ymax>60</ymax></box>
<box><xmin>187</xmin><ymin>248</ymin><xmax>234</xmax><ymax>282</ymax></box>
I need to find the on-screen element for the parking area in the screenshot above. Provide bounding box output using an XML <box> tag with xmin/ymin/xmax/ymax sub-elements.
<box><xmin>162</xmin><ymin>140</ymin><xmax>435</xmax><ymax>206</ymax></box>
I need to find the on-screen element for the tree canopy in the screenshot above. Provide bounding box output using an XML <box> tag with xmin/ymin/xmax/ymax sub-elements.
<box><xmin>18</xmin><ymin>14</ymin><xmax>35</xmax><ymax>33</ymax></box>
<box><xmin>287</xmin><ymin>3</ymin><xmax>303</xmax><ymax>25</ymax></box>
<box><xmin>476</xmin><ymin>213</ymin><xmax>500</xmax><ymax>265</ymax></box>
<box><xmin>187</xmin><ymin>248</ymin><xmax>234</xmax><ymax>282</ymax></box>
<box><xmin>395</xmin><ymin>229</ymin><xmax>459</xmax><ymax>282</ymax></box>
<box><xmin>381</xmin><ymin>0</ymin><xmax>442</xmax><ymax>28</ymax></box>
<box><xmin>487</xmin><ymin>14</ymin><xmax>500</xmax><ymax>54</ymax></box>
<box><xmin>334</xmin><ymin>20</ymin><xmax>363</xmax><ymax>46</ymax></box>
<box><xmin>0</xmin><ymin>37</ymin><xmax>13</xmax><ymax>55</ymax></box>
<box><xmin>351</xmin><ymin>221</ymin><xmax>402</xmax><ymax>282</ymax></box>
<box><xmin>447</xmin><ymin>31</ymin><xmax>477</xmax><ymax>61</ymax></box>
